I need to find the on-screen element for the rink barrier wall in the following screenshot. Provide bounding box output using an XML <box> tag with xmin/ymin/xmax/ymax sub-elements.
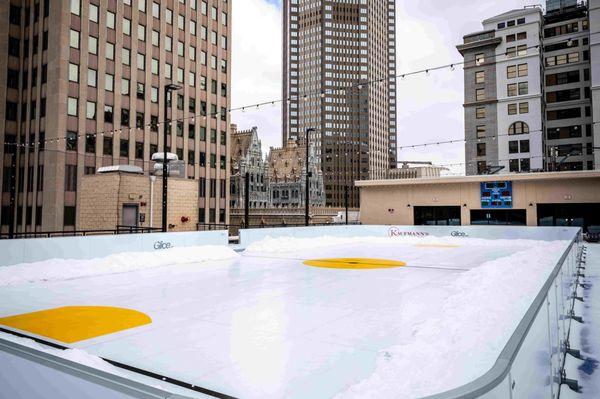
<box><xmin>0</xmin><ymin>230</ymin><xmax>228</xmax><ymax>267</ymax></box>
<box><xmin>238</xmin><ymin>224</ymin><xmax>580</xmax><ymax>248</ymax></box>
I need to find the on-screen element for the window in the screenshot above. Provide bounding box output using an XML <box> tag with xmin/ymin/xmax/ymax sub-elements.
<box><xmin>506</xmin><ymin>34</ymin><xmax>515</xmax><ymax>42</ymax></box>
<box><xmin>120</xmin><ymin>139</ymin><xmax>129</xmax><ymax>157</ymax></box>
<box><xmin>89</xmin><ymin>4</ymin><xmax>99</xmax><ymax>22</ymax></box>
<box><xmin>506</xmin><ymin>47</ymin><xmax>516</xmax><ymax>58</ymax></box>
<box><xmin>546</xmin><ymin>88</ymin><xmax>580</xmax><ymax>103</ymax></box>
<box><xmin>88</xmin><ymin>36</ymin><xmax>98</xmax><ymax>54</ymax></box>
<box><xmin>87</xmin><ymin>69</ymin><xmax>97</xmax><ymax>87</ymax></box>
<box><xmin>121</xmin><ymin>109</ymin><xmax>130</xmax><ymax>126</ymax></box>
<box><xmin>508</xmin><ymin>121</ymin><xmax>529</xmax><ymax>135</ymax></box>
<box><xmin>151</xmin><ymin>87</ymin><xmax>158</xmax><ymax>103</ymax></box>
<box><xmin>135</xmin><ymin>142</ymin><xmax>144</xmax><ymax>159</ymax></box>
<box><xmin>69</xmin><ymin>63</ymin><xmax>79</xmax><ymax>82</ymax></box>
<box><xmin>517</xmin><ymin>45</ymin><xmax>526</xmax><ymax>56</ymax></box>
<box><xmin>106</xmin><ymin>42</ymin><xmax>115</xmax><ymax>60</ymax></box>
<box><xmin>476</xmin><ymin>107</ymin><xmax>486</xmax><ymax>119</ymax></box>
<box><xmin>70</xmin><ymin>0</ymin><xmax>80</xmax><ymax>15</ymax></box>
<box><xmin>104</xmin><ymin>136</ymin><xmax>113</xmax><ymax>155</ymax></box>
<box><xmin>517</xmin><ymin>32</ymin><xmax>527</xmax><ymax>41</ymax></box>
<box><xmin>520</xmin><ymin>159</ymin><xmax>530</xmax><ymax>172</ymax></box>
<box><xmin>70</xmin><ymin>29</ymin><xmax>80</xmax><ymax>48</ymax></box>
<box><xmin>105</xmin><ymin>73</ymin><xmax>114</xmax><ymax>91</ymax></box>
<box><xmin>507</xmin><ymin>65</ymin><xmax>516</xmax><ymax>79</ymax></box>
<box><xmin>86</xmin><ymin>101</ymin><xmax>96</xmax><ymax>120</ymax></box>
<box><xmin>546</xmin><ymin>70</ymin><xmax>580</xmax><ymax>86</ymax></box>
<box><xmin>152</xmin><ymin>30</ymin><xmax>159</xmax><ymax>46</ymax></box>
<box><xmin>547</xmin><ymin>108</ymin><xmax>581</xmax><ymax>120</ymax></box>
<box><xmin>520</xmin><ymin>140</ymin><xmax>530</xmax><ymax>153</ymax></box>
<box><xmin>85</xmin><ymin>134</ymin><xmax>96</xmax><ymax>153</ymax></box>
<box><xmin>477</xmin><ymin>143</ymin><xmax>486</xmax><ymax>156</ymax></box>
<box><xmin>475</xmin><ymin>71</ymin><xmax>485</xmax><ymax>84</ymax></box>
<box><xmin>136</xmin><ymin>82</ymin><xmax>145</xmax><ymax>99</ymax></box>
<box><xmin>475</xmin><ymin>53</ymin><xmax>484</xmax><ymax>66</ymax></box>
<box><xmin>152</xmin><ymin>2</ymin><xmax>160</xmax><ymax>18</ymax></box>
<box><xmin>137</xmin><ymin>53</ymin><xmax>145</xmax><ymax>70</ymax></box>
<box><xmin>509</xmin><ymin>140</ymin><xmax>519</xmax><ymax>154</ymax></box>
<box><xmin>475</xmin><ymin>88</ymin><xmax>485</xmax><ymax>101</ymax></box>
<box><xmin>66</xmin><ymin>131</ymin><xmax>78</xmax><ymax>151</ymax></box>
<box><xmin>107</xmin><ymin>11</ymin><xmax>115</xmax><ymax>29</ymax></box>
<box><xmin>518</xmin><ymin>82</ymin><xmax>528</xmax><ymax>95</ymax></box>
<box><xmin>64</xmin><ymin>206</ymin><xmax>76</xmax><ymax>226</ymax></box>
<box><xmin>122</xmin><ymin>48</ymin><xmax>131</xmax><ymax>65</ymax></box>
<box><xmin>509</xmin><ymin>159</ymin><xmax>519</xmax><ymax>172</ymax></box>
<box><xmin>138</xmin><ymin>0</ymin><xmax>146</xmax><ymax>13</ymax></box>
<box><xmin>508</xmin><ymin>103</ymin><xmax>517</xmax><ymax>115</ymax></box>
<box><xmin>121</xmin><ymin>78</ymin><xmax>130</xmax><ymax>95</ymax></box>
<box><xmin>104</xmin><ymin>105</ymin><xmax>113</xmax><ymax>123</ymax></box>
<box><xmin>138</xmin><ymin>24</ymin><xmax>146</xmax><ymax>41</ymax></box>
<box><xmin>517</xmin><ymin>63</ymin><xmax>527</xmax><ymax>77</ymax></box>
<box><xmin>476</xmin><ymin>125</ymin><xmax>486</xmax><ymax>139</ymax></box>
<box><xmin>507</xmin><ymin>83</ymin><xmax>517</xmax><ymax>97</ymax></box>
<box><xmin>519</xmin><ymin>102</ymin><xmax>528</xmax><ymax>114</ymax></box>
<box><xmin>67</xmin><ymin>97</ymin><xmax>78</xmax><ymax>116</ymax></box>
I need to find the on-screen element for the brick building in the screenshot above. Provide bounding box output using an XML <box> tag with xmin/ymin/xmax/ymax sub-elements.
<box><xmin>0</xmin><ymin>0</ymin><xmax>231</xmax><ymax>235</ymax></box>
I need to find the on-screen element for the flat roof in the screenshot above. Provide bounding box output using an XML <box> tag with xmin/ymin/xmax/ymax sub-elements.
<box><xmin>356</xmin><ymin>170</ymin><xmax>600</xmax><ymax>187</ymax></box>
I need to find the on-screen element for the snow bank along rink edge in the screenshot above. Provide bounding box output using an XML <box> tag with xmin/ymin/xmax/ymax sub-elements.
<box><xmin>0</xmin><ymin>245</ymin><xmax>240</xmax><ymax>287</ymax></box>
<box><xmin>244</xmin><ymin>234</ymin><xmax>572</xmax><ymax>398</ymax></box>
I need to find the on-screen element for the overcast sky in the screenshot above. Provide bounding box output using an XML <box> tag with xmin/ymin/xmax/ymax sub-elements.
<box><xmin>231</xmin><ymin>0</ymin><xmax>535</xmax><ymax>174</ymax></box>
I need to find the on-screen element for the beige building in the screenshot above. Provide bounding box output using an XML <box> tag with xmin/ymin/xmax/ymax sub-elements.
<box><xmin>77</xmin><ymin>169</ymin><xmax>199</xmax><ymax>232</ymax></box>
<box><xmin>282</xmin><ymin>0</ymin><xmax>398</xmax><ymax>207</ymax></box>
<box><xmin>357</xmin><ymin>170</ymin><xmax>600</xmax><ymax>230</ymax></box>
<box><xmin>0</xmin><ymin>0</ymin><xmax>231</xmax><ymax>235</ymax></box>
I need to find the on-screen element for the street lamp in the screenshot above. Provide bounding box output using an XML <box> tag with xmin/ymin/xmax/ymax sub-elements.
<box><xmin>305</xmin><ymin>128</ymin><xmax>316</xmax><ymax>226</ymax></box>
<box><xmin>162</xmin><ymin>83</ymin><xmax>182</xmax><ymax>233</ymax></box>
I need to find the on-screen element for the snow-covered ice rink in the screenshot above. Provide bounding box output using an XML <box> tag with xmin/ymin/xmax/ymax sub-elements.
<box><xmin>0</xmin><ymin>234</ymin><xmax>574</xmax><ymax>398</ymax></box>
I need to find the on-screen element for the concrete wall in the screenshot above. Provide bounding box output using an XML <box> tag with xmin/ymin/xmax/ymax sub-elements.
<box><xmin>358</xmin><ymin>174</ymin><xmax>600</xmax><ymax>226</ymax></box>
<box><xmin>0</xmin><ymin>230</ymin><xmax>227</xmax><ymax>267</ymax></box>
<box><xmin>77</xmin><ymin>173</ymin><xmax>199</xmax><ymax>232</ymax></box>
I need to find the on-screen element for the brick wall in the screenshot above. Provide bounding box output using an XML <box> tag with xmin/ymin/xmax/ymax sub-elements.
<box><xmin>77</xmin><ymin>173</ymin><xmax>198</xmax><ymax>232</ymax></box>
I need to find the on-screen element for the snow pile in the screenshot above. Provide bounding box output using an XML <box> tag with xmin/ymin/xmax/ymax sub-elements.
<box><xmin>0</xmin><ymin>245</ymin><xmax>239</xmax><ymax>287</ymax></box>
<box><xmin>335</xmin><ymin>240</ymin><xmax>570</xmax><ymax>398</ymax></box>
<box><xmin>244</xmin><ymin>234</ymin><xmax>549</xmax><ymax>255</ymax></box>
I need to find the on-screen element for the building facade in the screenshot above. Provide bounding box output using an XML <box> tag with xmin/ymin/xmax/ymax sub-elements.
<box><xmin>0</xmin><ymin>0</ymin><xmax>231</xmax><ymax>235</ymax></box>
<box><xmin>268</xmin><ymin>138</ymin><xmax>325</xmax><ymax>208</ymax></box>
<box><xmin>458</xmin><ymin>1</ymin><xmax>600</xmax><ymax>175</ymax></box>
<box><xmin>282</xmin><ymin>0</ymin><xmax>397</xmax><ymax>207</ymax></box>
<box><xmin>229</xmin><ymin>125</ymin><xmax>270</xmax><ymax>209</ymax></box>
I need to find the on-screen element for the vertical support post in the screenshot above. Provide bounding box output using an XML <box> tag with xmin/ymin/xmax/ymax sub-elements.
<box><xmin>244</xmin><ymin>171</ymin><xmax>250</xmax><ymax>228</ymax></box>
<box><xmin>305</xmin><ymin>129</ymin><xmax>314</xmax><ymax>226</ymax></box>
<box><xmin>345</xmin><ymin>185</ymin><xmax>349</xmax><ymax>225</ymax></box>
<box><xmin>8</xmin><ymin>147</ymin><xmax>16</xmax><ymax>238</ymax></box>
<box><xmin>162</xmin><ymin>87</ymin><xmax>169</xmax><ymax>233</ymax></box>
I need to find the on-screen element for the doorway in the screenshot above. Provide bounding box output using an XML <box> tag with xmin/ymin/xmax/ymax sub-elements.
<box><xmin>122</xmin><ymin>204</ymin><xmax>139</xmax><ymax>227</ymax></box>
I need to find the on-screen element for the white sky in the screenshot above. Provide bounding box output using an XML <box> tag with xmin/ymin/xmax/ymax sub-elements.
<box><xmin>231</xmin><ymin>0</ymin><xmax>535</xmax><ymax>174</ymax></box>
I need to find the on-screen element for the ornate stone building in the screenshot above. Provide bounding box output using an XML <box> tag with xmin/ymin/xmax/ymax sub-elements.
<box><xmin>229</xmin><ymin>125</ymin><xmax>270</xmax><ymax>208</ymax></box>
<box><xmin>268</xmin><ymin>138</ymin><xmax>325</xmax><ymax>208</ymax></box>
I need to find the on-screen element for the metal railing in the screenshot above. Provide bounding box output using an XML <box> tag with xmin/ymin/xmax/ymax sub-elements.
<box><xmin>425</xmin><ymin>233</ymin><xmax>584</xmax><ymax>398</ymax></box>
<box><xmin>0</xmin><ymin>226</ymin><xmax>162</xmax><ymax>240</ymax></box>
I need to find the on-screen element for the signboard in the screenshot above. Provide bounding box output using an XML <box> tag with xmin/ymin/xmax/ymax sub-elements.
<box><xmin>480</xmin><ymin>181</ymin><xmax>513</xmax><ymax>209</ymax></box>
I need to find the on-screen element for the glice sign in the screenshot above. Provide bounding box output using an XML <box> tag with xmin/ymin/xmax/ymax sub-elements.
<box><xmin>480</xmin><ymin>181</ymin><xmax>513</xmax><ymax>209</ymax></box>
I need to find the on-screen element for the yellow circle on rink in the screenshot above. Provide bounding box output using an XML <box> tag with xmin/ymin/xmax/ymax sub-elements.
<box><xmin>303</xmin><ymin>258</ymin><xmax>406</xmax><ymax>269</ymax></box>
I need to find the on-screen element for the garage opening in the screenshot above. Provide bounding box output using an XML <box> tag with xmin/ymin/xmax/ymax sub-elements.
<box><xmin>414</xmin><ymin>206</ymin><xmax>461</xmax><ymax>226</ymax></box>
<box><xmin>537</xmin><ymin>203</ymin><xmax>600</xmax><ymax>232</ymax></box>
<box><xmin>470</xmin><ymin>209</ymin><xmax>527</xmax><ymax>225</ymax></box>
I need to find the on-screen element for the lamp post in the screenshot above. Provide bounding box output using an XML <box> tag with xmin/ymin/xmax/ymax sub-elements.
<box><xmin>162</xmin><ymin>83</ymin><xmax>182</xmax><ymax>233</ymax></box>
<box><xmin>305</xmin><ymin>128</ymin><xmax>316</xmax><ymax>226</ymax></box>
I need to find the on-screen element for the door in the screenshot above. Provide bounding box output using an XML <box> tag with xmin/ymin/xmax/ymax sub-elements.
<box><xmin>122</xmin><ymin>204</ymin><xmax>139</xmax><ymax>227</ymax></box>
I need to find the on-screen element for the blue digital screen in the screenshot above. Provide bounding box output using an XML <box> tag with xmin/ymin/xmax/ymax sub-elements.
<box><xmin>480</xmin><ymin>181</ymin><xmax>513</xmax><ymax>209</ymax></box>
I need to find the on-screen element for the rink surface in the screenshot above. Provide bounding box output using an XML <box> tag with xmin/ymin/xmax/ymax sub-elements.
<box><xmin>0</xmin><ymin>237</ymin><xmax>570</xmax><ymax>398</ymax></box>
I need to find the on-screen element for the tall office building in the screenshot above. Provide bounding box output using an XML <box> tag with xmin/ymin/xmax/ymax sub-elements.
<box><xmin>458</xmin><ymin>1</ymin><xmax>599</xmax><ymax>175</ymax></box>
<box><xmin>282</xmin><ymin>0</ymin><xmax>397</xmax><ymax>207</ymax></box>
<box><xmin>0</xmin><ymin>0</ymin><xmax>231</xmax><ymax>234</ymax></box>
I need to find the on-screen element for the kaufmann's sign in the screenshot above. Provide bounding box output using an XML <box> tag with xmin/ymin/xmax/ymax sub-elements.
<box><xmin>388</xmin><ymin>227</ymin><xmax>429</xmax><ymax>237</ymax></box>
<box><xmin>153</xmin><ymin>241</ymin><xmax>173</xmax><ymax>250</ymax></box>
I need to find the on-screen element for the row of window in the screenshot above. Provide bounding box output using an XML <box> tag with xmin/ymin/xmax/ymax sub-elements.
<box><xmin>475</xmin><ymin>121</ymin><xmax>530</xmax><ymax>139</ymax></box>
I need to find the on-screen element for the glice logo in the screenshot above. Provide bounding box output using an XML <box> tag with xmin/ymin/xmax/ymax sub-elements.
<box><xmin>388</xmin><ymin>227</ymin><xmax>429</xmax><ymax>237</ymax></box>
<box><xmin>451</xmin><ymin>231</ymin><xmax>468</xmax><ymax>237</ymax></box>
<box><xmin>153</xmin><ymin>241</ymin><xmax>173</xmax><ymax>250</ymax></box>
